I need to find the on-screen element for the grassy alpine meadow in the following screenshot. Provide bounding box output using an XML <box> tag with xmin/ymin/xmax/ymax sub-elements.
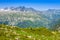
<box><xmin>0</xmin><ymin>24</ymin><xmax>60</xmax><ymax>40</ymax></box>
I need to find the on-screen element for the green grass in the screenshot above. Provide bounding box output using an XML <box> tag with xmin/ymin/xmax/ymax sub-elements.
<box><xmin>0</xmin><ymin>24</ymin><xmax>60</xmax><ymax>40</ymax></box>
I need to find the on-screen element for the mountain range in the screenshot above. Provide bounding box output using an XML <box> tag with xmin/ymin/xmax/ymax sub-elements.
<box><xmin>0</xmin><ymin>6</ymin><xmax>60</xmax><ymax>30</ymax></box>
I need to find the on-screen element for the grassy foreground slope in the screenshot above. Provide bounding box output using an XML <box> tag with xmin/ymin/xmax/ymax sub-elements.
<box><xmin>0</xmin><ymin>24</ymin><xmax>60</xmax><ymax>40</ymax></box>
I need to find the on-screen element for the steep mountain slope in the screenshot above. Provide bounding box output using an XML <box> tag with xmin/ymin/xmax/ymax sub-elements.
<box><xmin>0</xmin><ymin>9</ymin><xmax>49</xmax><ymax>28</ymax></box>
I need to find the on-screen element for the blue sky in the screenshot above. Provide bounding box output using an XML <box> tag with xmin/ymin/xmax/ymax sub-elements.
<box><xmin>0</xmin><ymin>0</ymin><xmax>60</xmax><ymax>10</ymax></box>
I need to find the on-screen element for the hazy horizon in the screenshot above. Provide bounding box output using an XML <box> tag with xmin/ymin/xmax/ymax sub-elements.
<box><xmin>0</xmin><ymin>0</ymin><xmax>60</xmax><ymax>11</ymax></box>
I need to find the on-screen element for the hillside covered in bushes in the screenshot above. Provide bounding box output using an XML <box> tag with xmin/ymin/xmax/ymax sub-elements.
<box><xmin>0</xmin><ymin>24</ymin><xmax>60</xmax><ymax>40</ymax></box>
